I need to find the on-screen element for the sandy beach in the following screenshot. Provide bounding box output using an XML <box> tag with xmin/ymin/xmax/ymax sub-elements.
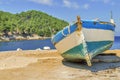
<box><xmin>0</xmin><ymin>50</ymin><xmax>120</xmax><ymax>80</ymax></box>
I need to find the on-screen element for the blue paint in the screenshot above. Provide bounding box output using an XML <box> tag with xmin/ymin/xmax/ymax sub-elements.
<box><xmin>86</xmin><ymin>41</ymin><xmax>113</xmax><ymax>53</ymax></box>
<box><xmin>52</xmin><ymin>24</ymin><xmax>77</xmax><ymax>44</ymax></box>
<box><xmin>51</xmin><ymin>20</ymin><xmax>116</xmax><ymax>61</ymax></box>
<box><xmin>86</xmin><ymin>41</ymin><xmax>113</xmax><ymax>57</ymax></box>
<box><xmin>62</xmin><ymin>43</ymin><xmax>86</xmax><ymax>60</ymax></box>
<box><xmin>82</xmin><ymin>21</ymin><xmax>115</xmax><ymax>31</ymax></box>
<box><xmin>52</xmin><ymin>21</ymin><xmax>115</xmax><ymax>45</ymax></box>
<box><xmin>61</xmin><ymin>41</ymin><xmax>113</xmax><ymax>61</ymax></box>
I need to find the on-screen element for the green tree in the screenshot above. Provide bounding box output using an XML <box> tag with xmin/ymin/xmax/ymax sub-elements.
<box><xmin>0</xmin><ymin>10</ymin><xmax>69</xmax><ymax>37</ymax></box>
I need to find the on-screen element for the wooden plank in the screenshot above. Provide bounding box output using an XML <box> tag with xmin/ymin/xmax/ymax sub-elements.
<box><xmin>103</xmin><ymin>50</ymin><xmax>120</xmax><ymax>57</ymax></box>
<box><xmin>92</xmin><ymin>55</ymin><xmax>120</xmax><ymax>62</ymax></box>
<box><xmin>92</xmin><ymin>50</ymin><xmax>120</xmax><ymax>62</ymax></box>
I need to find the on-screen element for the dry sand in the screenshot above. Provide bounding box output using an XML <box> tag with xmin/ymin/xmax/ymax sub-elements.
<box><xmin>0</xmin><ymin>50</ymin><xmax>120</xmax><ymax>80</ymax></box>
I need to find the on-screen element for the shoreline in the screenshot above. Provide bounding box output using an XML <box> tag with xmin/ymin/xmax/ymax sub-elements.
<box><xmin>0</xmin><ymin>49</ymin><xmax>57</xmax><ymax>53</ymax></box>
<box><xmin>0</xmin><ymin>50</ymin><xmax>120</xmax><ymax>80</ymax></box>
<box><xmin>0</xmin><ymin>49</ymin><xmax>119</xmax><ymax>53</ymax></box>
<box><xmin>0</xmin><ymin>36</ymin><xmax>51</xmax><ymax>42</ymax></box>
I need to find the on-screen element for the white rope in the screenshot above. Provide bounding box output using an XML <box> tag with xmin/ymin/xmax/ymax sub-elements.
<box><xmin>68</xmin><ymin>25</ymin><xmax>71</xmax><ymax>34</ymax></box>
<box><xmin>62</xmin><ymin>25</ymin><xmax>71</xmax><ymax>37</ymax></box>
<box><xmin>62</xmin><ymin>27</ymin><xmax>67</xmax><ymax>36</ymax></box>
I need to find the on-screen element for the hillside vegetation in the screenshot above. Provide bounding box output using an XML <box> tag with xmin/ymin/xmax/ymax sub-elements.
<box><xmin>0</xmin><ymin>10</ymin><xmax>68</xmax><ymax>37</ymax></box>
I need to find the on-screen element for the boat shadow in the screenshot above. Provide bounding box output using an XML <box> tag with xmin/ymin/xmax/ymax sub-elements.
<box><xmin>62</xmin><ymin>54</ymin><xmax>120</xmax><ymax>72</ymax></box>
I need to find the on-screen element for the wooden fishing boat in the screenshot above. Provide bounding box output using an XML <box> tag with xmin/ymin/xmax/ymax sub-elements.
<box><xmin>51</xmin><ymin>16</ymin><xmax>115</xmax><ymax>66</ymax></box>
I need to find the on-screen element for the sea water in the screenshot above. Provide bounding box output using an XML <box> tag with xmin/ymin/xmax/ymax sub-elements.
<box><xmin>110</xmin><ymin>36</ymin><xmax>120</xmax><ymax>50</ymax></box>
<box><xmin>0</xmin><ymin>37</ymin><xmax>119</xmax><ymax>51</ymax></box>
<box><xmin>0</xmin><ymin>38</ymin><xmax>55</xmax><ymax>51</ymax></box>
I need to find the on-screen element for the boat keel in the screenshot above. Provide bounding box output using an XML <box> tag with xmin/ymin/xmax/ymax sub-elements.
<box><xmin>85</xmin><ymin>54</ymin><xmax>92</xmax><ymax>66</ymax></box>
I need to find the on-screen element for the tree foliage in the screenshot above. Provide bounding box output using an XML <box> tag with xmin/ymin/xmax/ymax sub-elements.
<box><xmin>0</xmin><ymin>10</ymin><xmax>68</xmax><ymax>37</ymax></box>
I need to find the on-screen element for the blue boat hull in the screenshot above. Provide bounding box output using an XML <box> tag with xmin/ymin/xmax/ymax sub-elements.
<box><xmin>62</xmin><ymin>41</ymin><xmax>113</xmax><ymax>61</ymax></box>
<box><xmin>51</xmin><ymin>20</ymin><xmax>115</xmax><ymax>66</ymax></box>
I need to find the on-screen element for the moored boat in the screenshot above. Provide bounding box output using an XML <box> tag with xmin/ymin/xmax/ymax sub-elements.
<box><xmin>51</xmin><ymin>16</ymin><xmax>115</xmax><ymax>66</ymax></box>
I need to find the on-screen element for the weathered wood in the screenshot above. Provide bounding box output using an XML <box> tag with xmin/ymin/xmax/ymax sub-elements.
<box><xmin>77</xmin><ymin>16</ymin><xmax>82</xmax><ymax>31</ymax></box>
<box><xmin>92</xmin><ymin>50</ymin><xmax>120</xmax><ymax>62</ymax></box>
<box><xmin>103</xmin><ymin>50</ymin><xmax>120</xmax><ymax>57</ymax></box>
<box><xmin>92</xmin><ymin>55</ymin><xmax>120</xmax><ymax>62</ymax></box>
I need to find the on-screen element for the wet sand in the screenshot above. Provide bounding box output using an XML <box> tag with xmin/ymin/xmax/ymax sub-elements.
<box><xmin>0</xmin><ymin>50</ymin><xmax>120</xmax><ymax>80</ymax></box>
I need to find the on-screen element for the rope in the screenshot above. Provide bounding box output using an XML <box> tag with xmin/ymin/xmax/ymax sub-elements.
<box><xmin>62</xmin><ymin>29</ymin><xmax>67</xmax><ymax>36</ymax></box>
<box><xmin>68</xmin><ymin>25</ymin><xmax>71</xmax><ymax>34</ymax></box>
<box><xmin>77</xmin><ymin>16</ymin><xmax>82</xmax><ymax>31</ymax></box>
<box><xmin>62</xmin><ymin>25</ymin><xmax>71</xmax><ymax>37</ymax></box>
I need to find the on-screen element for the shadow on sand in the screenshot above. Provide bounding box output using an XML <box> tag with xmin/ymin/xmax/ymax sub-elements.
<box><xmin>62</xmin><ymin>54</ymin><xmax>120</xmax><ymax>72</ymax></box>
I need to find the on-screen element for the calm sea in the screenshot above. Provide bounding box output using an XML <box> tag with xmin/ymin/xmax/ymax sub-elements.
<box><xmin>110</xmin><ymin>36</ymin><xmax>120</xmax><ymax>50</ymax></box>
<box><xmin>0</xmin><ymin>37</ymin><xmax>120</xmax><ymax>51</ymax></box>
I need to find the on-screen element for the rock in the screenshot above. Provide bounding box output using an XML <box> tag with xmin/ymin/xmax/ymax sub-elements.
<box><xmin>36</xmin><ymin>48</ymin><xmax>42</xmax><ymax>51</ymax></box>
<box><xmin>43</xmin><ymin>46</ymin><xmax>50</xmax><ymax>50</ymax></box>
<box><xmin>17</xmin><ymin>48</ymin><xmax>22</xmax><ymax>51</ymax></box>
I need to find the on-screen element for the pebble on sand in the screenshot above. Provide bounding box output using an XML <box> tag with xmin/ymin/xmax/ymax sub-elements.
<box><xmin>17</xmin><ymin>48</ymin><xmax>22</xmax><ymax>51</ymax></box>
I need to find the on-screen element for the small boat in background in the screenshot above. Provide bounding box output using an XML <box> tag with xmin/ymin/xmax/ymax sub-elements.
<box><xmin>51</xmin><ymin>15</ymin><xmax>115</xmax><ymax>66</ymax></box>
